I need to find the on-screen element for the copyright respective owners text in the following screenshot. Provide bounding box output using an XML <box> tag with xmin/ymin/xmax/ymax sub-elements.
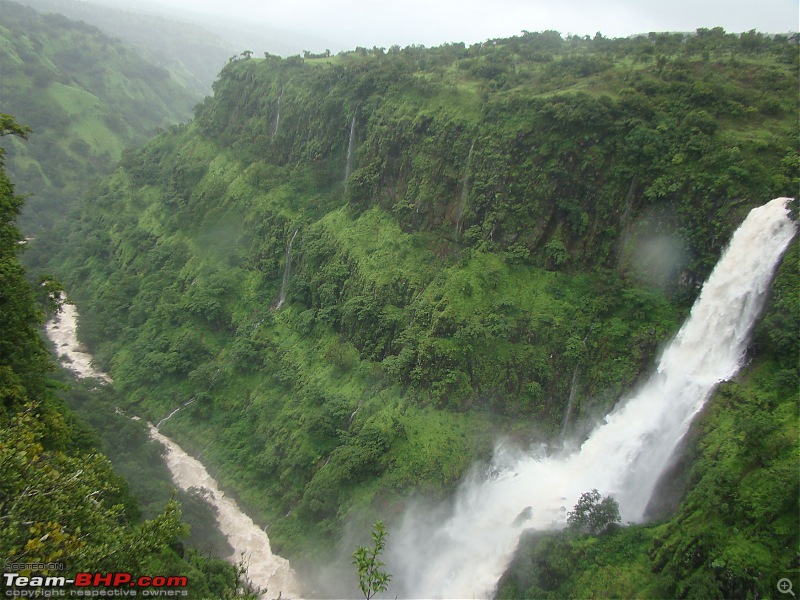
<box><xmin>3</xmin><ymin>567</ymin><xmax>189</xmax><ymax>597</ymax></box>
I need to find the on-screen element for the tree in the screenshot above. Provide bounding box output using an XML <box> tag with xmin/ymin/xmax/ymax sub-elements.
<box><xmin>352</xmin><ymin>521</ymin><xmax>392</xmax><ymax>599</ymax></box>
<box><xmin>567</xmin><ymin>489</ymin><xmax>621</xmax><ymax>534</ymax></box>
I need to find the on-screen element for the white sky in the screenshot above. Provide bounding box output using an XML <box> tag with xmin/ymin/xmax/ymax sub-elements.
<box><xmin>124</xmin><ymin>0</ymin><xmax>799</xmax><ymax>52</ymax></box>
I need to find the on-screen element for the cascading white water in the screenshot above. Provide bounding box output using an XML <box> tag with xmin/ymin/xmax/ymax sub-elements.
<box><xmin>274</xmin><ymin>229</ymin><xmax>298</xmax><ymax>310</ymax></box>
<box><xmin>344</xmin><ymin>115</ymin><xmax>356</xmax><ymax>185</ymax></box>
<box><xmin>46</xmin><ymin>301</ymin><xmax>111</xmax><ymax>383</ymax></box>
<box><xmin>45</xmin><ymin>300</ymin><xmax>303</xmax><ymax>599</ymax></box>
<box><xmin>386</xmin><ymin>197</ymin><xmax>796</xmax><ymax>599</ymax></box>
<box><xmin>156</xmin><ymin>397</ymin><xmax>196</xmax><ymax>429</ymax></box>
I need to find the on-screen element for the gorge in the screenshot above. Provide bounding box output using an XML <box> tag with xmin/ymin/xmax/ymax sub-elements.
<box><xmin>11</xmin><ymin>25</ymin><xmax>798</xmax><ymax>600</ymax></box>
<box><xmin>44</xmin><ymin>195</ymin><xmax>795</xmax><ymax>597</ymax></box>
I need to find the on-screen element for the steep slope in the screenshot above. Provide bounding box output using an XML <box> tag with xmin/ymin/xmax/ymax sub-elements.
<box><xmin>0</xmin><ymin>0</ymin><xmax>199</xmax><ymax>234</ymax></box>
<box><xmin>0</xmin><ymin>114</ymin><xmax>255</xmax><ymax>599</ymax></box>
<box><xmin>50</xmin><ymin>28</ymin><xmax>798</xmax><ymax>580</ymax></box>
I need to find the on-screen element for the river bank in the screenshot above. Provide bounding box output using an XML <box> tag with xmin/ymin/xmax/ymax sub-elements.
<box><xmin>45</xmin><ymin>300</ymin><xmax>302</xmax><ymax>599</ymax></box>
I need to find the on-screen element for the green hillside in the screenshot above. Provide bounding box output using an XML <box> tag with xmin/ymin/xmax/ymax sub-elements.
<box><xmin>45</xmin><ymin>29</ymin><xmax>798</xmax><ymax>594</ymax></box>
<box><xmin>0</xmin><ymin>114</ymin><xmax>258</xmax><ymax>599</ymax></box>
<box><xmin>14</xmin><ymin>0</ymin><xmax>233</xmax><ymax>95</ymax></box>
<box><xmin>0</xmin><ymin>0</ymin><xmax>199</xmax><ymax>234</ymax></box>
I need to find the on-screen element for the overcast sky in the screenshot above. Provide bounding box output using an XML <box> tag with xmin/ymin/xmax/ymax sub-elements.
<box><xmin>123</xmin><ymin>0</ymin><xmax>799</xmax><ymax>52</ymax></box>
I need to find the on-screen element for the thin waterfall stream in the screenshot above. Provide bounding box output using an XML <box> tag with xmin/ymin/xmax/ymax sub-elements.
<box><xmin>386</xmin><ymin>197</ymin><xmax>796</xmax><ymax>598</ymax></box>
<box><xmin>273</xmin><ymin>228</ymin><xmax>298</xmax><ymax>310</ymax></box>
<box><xmin>45</xmin><ymin>302</ymin><xmax>303</xmax><ymax>599</ymax></box>
<box><xmin>344</xmin><ymin>115</ymin><xmax>356</xmax><ymax>185</ymax></box>
<box><xmin>273</xmin><ymin>86</ymin><xmax>283</xmax><ymax>137</ymax></box>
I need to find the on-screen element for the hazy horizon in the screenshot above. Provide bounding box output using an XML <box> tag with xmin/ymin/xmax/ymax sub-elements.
<box><xmin>93</xmin><ymin>0</ymin><xmax>799</xmax><ymax>55</ymax></box>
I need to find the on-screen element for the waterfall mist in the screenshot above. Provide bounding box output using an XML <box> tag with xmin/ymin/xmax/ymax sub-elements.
<box><xmin>383</xmin><ymin>198</ymin><xmax>796</xmax><ymax>599</ymax></box>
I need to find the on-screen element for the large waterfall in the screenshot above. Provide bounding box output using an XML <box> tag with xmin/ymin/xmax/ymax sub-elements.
<box><xmin>385</xmin><ymin>197</ymin><xmax>796</xmax><ymax>599</ymax></box>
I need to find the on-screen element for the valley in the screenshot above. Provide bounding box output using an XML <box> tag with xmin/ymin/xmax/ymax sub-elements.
<box><xmin>0</xmin><ymin>6</ymin><xmax>797</xmax><ymax>597</ymax></box>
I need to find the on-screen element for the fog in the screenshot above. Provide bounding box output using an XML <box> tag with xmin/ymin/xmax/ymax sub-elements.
<box><xmin>93</xmin><ymin>0</ymin><xmax>798</xmax><ymax>54</ymax></box>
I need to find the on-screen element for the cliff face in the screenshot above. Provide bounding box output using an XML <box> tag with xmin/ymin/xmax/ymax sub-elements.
<box><xmin>51</xmin><ymin>30</ymin><xmax>798</xmax><ymax>569</ymax></box>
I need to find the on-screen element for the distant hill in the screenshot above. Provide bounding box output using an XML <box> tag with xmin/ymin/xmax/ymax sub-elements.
<box><xmin>13</xmin><ymin>0</ymin><xmax>233</xmax><ymax>95</ymax></box>
<box><xmin>0</xmin><ymin>0</ymin><xmax>199</xmax><ymax>234</ymax></box>
<box><xmin>87</xmin><ymin>0</ymin><xmax>339</xmax><ymax>57</ymax></box>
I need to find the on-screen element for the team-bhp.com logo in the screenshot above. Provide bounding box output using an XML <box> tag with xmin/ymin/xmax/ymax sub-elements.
<box><xmin>4</xmin><ymin>571</ymin><xmax>189</xmax><ymax>597</ymax></box>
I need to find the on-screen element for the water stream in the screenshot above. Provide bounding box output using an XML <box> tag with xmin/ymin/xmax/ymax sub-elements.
<box><xmin>344</xmin><ymin>115</ymin><xmax>356</xmax><ymax>185</ymax></box>
<box><xmin>155</xmin><ymin>397</ymin><xmax>196</xmax><ymax>429</ymax></box>
<box><xmin>386</xmin><ymin>197</ymin><xmax>796</xmax><ymax>598</ymax></box>
<box><xmin>46</xmin><ymin>302</ymin><xmax>111</xmax><ymax>383</ymax></box>
<box><xmin>273</xmin><ymin>87</ymin><xmax>283</xmax><ymax>137</ymax></box>
<box><xmin>273</xmin><ymin>229</ymin><xmax>298</xmax><ymax>310</ymax></box>
<box><xmin>45</xmin><ymin>302</ymin><xmax>302</xmax><ymax>599</ymax></box>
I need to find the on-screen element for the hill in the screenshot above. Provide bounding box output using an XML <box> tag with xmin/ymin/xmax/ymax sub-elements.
<box><xmin>13</xmin><ymin>0</ymin><xmax>233</xmax><ymax>95</ymax></box>
<box><xmin>0</xmin><ymin>0</ymin><xmax>199</xmax><ymax>234</ymax></box>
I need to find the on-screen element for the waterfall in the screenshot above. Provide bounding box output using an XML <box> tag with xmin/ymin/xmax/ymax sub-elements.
<box><xmin>273</xmin><ymin>87</ymin><xmax>283</xmax><ymax>137</ymax></box>
<box><xmin>344</xmin><ymin>115</ymin><xmax>356</xmax><ymax>185</ymax></box>
<box><xmin>274</xmin><ymin>229</ymin><xmax>298</xmax><ymax>310</ymax></box>
<box><xmin>156</xmin><ymin>397</ymin><xmax>196</xmax><ymax>429</ymax></box>
<box><xmin>559</xmin><ymin>364</ymin><xmax>581</xmax><ymax>440</ymax></box>
<box><xmin>455</xmin><ymin>141</ymin><xmax>475</xmax><ymax>235</ymax></box>
<box><xmin>616</xmin><ymin>177</ymin><xmax>637</xmax><ymax>269</ymax></box>
<box><xmin>386</xmin><ymin>197</ymin><xmax>796</xmax><ymax>599</ymax></box>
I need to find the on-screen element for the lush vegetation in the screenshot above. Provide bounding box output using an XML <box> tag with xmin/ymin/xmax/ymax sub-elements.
<box><xmin>0</xmin><ymin>0</ymin><xmax>199</xmax><ymax>234</ymax></box>
<box><xmin>0</xmin><ymin>114</ymin><xmax>255</xmax><ymax>598</ymax></box>
<box><xmin>30</xmin><ymin>25</ymin><xmax>799</xmax><ymax>593</ymax></box>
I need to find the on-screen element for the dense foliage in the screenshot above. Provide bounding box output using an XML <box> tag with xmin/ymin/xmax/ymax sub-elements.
<box><xmin>0</xmin><ymin>115</ymin><xmax>253</xmax><ymax>598</ymax></box>
<box><xmin>0</xmin><ymin>0</ymin><xmax>199</xmax><ymax>234</ymax></box>
<box><xmin>42</xmin><ymin>26</ymin><xmax>798</xmax><ymax>590</ymax></box>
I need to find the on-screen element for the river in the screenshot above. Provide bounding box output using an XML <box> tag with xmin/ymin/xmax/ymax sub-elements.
<box><xmin>45</xmin><ymin>301</ymin><xmax>303</xmax><ymax>599</ymax></box>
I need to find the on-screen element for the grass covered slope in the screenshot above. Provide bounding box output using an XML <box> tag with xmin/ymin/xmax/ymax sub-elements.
<box><xmin>0</xmin><ymin>0</ymin><xmax>199</xmax><ymax>234</ymax></box>
<box><xmin>50</xmin><ymin>29</ymin><xmax>798</xmax><ymax>567</ymax></box>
